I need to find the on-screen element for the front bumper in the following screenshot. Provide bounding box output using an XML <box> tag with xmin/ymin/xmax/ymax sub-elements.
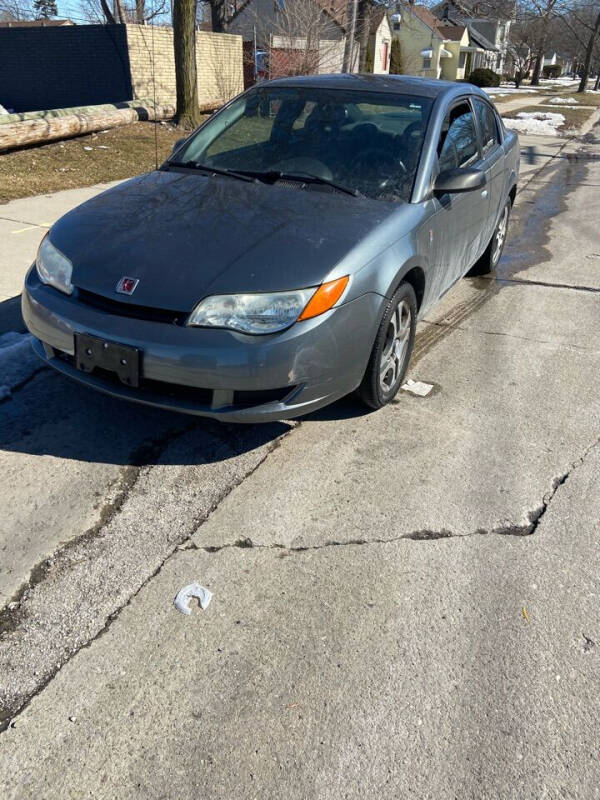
<box><xmin>22</xmin><ymin>268</ymin><xmax>382</xmax><ymax>422</ymax></box>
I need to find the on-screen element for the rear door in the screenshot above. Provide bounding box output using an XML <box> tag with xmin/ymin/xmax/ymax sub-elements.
<box><xmin>430</xmin><ymin>100</ymin><xmax>487</xmax><ymax>288</ymax></box>
<box><xmin>472</xmin><ymin>97</ymin><xmax>505</xmax><ymax>244</ymax></box>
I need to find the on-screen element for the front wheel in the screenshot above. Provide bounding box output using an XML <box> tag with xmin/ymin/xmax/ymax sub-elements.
<box><xmin>468</xmin><ymin>198</ymin><xmax>511</xmax><ymax>276</ymax></box>
<box><xmin>357</xmin><ymin>282</ymin><xmax>417</xmax><ymax>410</ymax></box>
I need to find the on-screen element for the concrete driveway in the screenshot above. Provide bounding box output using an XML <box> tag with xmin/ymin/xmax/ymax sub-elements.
<box><xmin>1</xmin><ymin>122</ymin><xmax>599</xmax><ymax>799</ymax></box>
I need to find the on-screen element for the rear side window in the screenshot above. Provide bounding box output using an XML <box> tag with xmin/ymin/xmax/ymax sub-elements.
<box><xmin>473</xmin><ymin>98</ymin><xmax>499</xmax><ymax>155</ymax></box>
<box><xmin>437</xmin><ymin>102</ymin><xmax>478</xmax><ymax>171</ymax></box>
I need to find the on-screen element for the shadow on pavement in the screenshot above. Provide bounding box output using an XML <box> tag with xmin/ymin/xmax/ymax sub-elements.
<box><xmin>0</xmin><ymin>296</ymin><xmax>26</xmax><ymax>335</ymax></box>
<box><xmin>0</xmin><ymin>366</ymin><xmax>291</xmax><ymax>467</ymax></box>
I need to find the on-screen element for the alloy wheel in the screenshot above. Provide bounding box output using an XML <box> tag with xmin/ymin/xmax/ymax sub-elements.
<box><xmin>379</xmin><ymin>299</ymin><xmax>412</xmax><ymax>393</ymax></box>
<box><xmin>492</xmin><ymin>204</ymin><xmax>509</xmax><ymax>265</ymax></box>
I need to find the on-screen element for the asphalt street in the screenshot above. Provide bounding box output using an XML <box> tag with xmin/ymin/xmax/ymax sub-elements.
<box><xmin>1</xmin><ymin>121</ymin><xmax>599</xmax><ymax>799</ymax></box>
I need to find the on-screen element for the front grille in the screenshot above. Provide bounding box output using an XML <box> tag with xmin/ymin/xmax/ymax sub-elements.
<box><xmin>76</xmin><ymin>288</ymin><xmax>186</xmax><ymax>326</ymax></box>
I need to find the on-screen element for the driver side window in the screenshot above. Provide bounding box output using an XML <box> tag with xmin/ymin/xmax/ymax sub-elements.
<box><xmin>437</xmin><ymin>103</ymin><xmax>479</xmax><ymax>172</ymax></box>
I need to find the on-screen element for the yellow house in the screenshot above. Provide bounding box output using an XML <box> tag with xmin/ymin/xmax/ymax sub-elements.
<box><xmin>389</xmin><ymin>4</ymin><xmax>470</xmax><ymax>81</ymax></box>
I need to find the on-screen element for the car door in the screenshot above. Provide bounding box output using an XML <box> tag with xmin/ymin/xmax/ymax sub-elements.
<box><xmin>472</xmin><ymin>96</ymin><xmax>505</xmax><ymax>245</ymax></box>
<box><xmin>429</xmin><ymin>100</ymin><xmax>488</xmax><ymax>288</ymax></box>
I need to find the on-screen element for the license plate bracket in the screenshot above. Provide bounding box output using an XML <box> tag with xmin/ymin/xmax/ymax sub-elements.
<box><xmin>74</xmin><ymin>333</ymin><xmax>140</xmax><ymax>388</ymax></box>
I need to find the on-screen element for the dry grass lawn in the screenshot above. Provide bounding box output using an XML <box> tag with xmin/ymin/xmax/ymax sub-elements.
<box><xmin>0</xmin><ymin>122</ymin><xmax>203</xmax><ymax>204</ymax></box>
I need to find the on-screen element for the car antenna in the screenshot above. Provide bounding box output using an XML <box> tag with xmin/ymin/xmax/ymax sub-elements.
<box><xmin>152</xmin><ymin>9</ymin><xmax>159</xmax><ymax>170</ymax></box>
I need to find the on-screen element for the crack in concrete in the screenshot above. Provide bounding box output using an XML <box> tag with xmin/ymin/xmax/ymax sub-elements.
<box><xmin>421</xmin><ymin>319</ymin><xmax>596</xmax><ymax>351</ymax></box>
<box><xmin>189</xmin><ymin>438</ymin><xmax>600</xmax><ymax>555</ymax></box>
<box><xmin>493</xmin><ymin>275</ymin><xmax>600</xmax><ymax>294</ymax></box>
<box><xmin>0</xmin><ymin>423</ymin><xmax>296</xmax><ymax>733</ymax></box>
<box><xmin>0</xmin><ymin>420</ymin><xmax>197</xmax><ymax>635</ymax></box>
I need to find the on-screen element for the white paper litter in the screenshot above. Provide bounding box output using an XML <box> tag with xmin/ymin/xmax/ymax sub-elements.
<box><xmin>401</xmin><ymin>379</ymin><xmax>433</xmax><ymax>397</ymax></box>
<box><xmin>0</xmin><ymin>332</ymin><xmax>40</xmax><ymax>400</ymax></box>
<box><xmin>83</xmin><ymin>146</ymin><xmax>93</xmax><ymax>151</ymax></box>
<box><xmin>174</xmin><ymin>583</ymin><xmax>213</xmax><ymax>615</ymax></box>
<box><xmin>96</xmin><ymin>145</ymin><xmax>109</xmax><ymax>149</ymax></box>
<box><xmin>502</xmin><ymin>110</ymin><xmax>565</xmax><ymax>136</ymax></box>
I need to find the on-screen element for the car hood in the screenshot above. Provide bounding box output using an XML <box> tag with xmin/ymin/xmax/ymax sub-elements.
<box><xmin>49</xmin><ymin>170</ymin><xmax>396</xmax><ymax>312</ymax></box>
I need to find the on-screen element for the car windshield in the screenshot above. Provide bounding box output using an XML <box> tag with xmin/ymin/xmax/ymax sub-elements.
<box><xmin>172</xmin><ymin>86</ymin><xmax>433</xmax><ymax>202</ymax></box>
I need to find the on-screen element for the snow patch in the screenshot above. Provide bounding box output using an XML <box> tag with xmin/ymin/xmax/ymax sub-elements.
<box><xmin>502</xmin><ymin>110</ymin><xmax>565</xmax><ymax>136</ymax></box>
<box><xmin>547</xmin><ymin>97</ymin><xmax>578</xmax><ymax>105</ymax></box>
<box><xmin>0</xmin><ymin>332</ymin><xmax>41</xmax><ymax>400</ymax></box>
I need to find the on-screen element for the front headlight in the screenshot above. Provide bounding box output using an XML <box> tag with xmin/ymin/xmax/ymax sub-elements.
<box><xmin>36</xmin><ymin>236</ymin><xmax>73</xmax><ymax>295</ymax></box>
<box><xmin>187</xmin><ymin>277</ymin><xmax>349</xmax><ymax>335</ymax></box>
<box><xmin>187</xmin><ymin>289</ymin><xmax>316</xmax><ymax>334</ymax></box>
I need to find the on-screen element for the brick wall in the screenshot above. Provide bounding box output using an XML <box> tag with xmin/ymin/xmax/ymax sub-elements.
<box><xmin>0</xmin><ymin>24</ymin><xmax>132</xmax><ymax>113</ymax></box>
<box><xmin>125</xmin><ymin>25</ymin><xmax>244</xmax><ymax>107</ymax></box>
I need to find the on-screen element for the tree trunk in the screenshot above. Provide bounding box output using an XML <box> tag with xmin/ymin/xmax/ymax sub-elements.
<box><xmin>530</xmin><ymin>50</ymin><xmax>543</xmax><ymax>85</ymax></box>
<box><xmin>99</xmin><ymin>0</ymin><xmax>116</xmax><ymax>24</ymax></box>
<box><xmin>357</xmin><ymin>0</ymin><xmax>371</xmax><ymax>73</ymax></box>
<box><xmin>577</xmin><ymin>9</ymin><xmax>600</xmax><ymax>93</ymax></box>
<box><xmin>0</xmin><ymin>105</ymin><xmax>175</xmax><ymax>152</ymax></box>
<box><xmin>595</xmin><ymin>68</ymin><xmax>600</xmax><ymax>91</ymax></box>
<box><xmin>113</xmin><ymin>0</ymin><xmax>126</xmax><ymax>23</ymax></box>
<box><xmin>136</xmin><ymin>0</ymin><xmax>145</xmax><ymax>24</ymax></box>
<box><xmin>210</xmin><ymin>0</ymin><xmax>226</xmax><ymax>33</ymax></box>
<box><xmin>342</xmin><ymin>0</ymin><xmax>358</xmax><ymax>72</ymax></box>
<box><xmin>173</xmin><ymin>0</ymin><xmax>202</xmax><ymax>129</ymax></box>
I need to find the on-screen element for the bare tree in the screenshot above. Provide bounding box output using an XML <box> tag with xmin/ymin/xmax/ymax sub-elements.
<box><xmin>563</xmin><ymin>1</ymin><xmax>600</xmax><ymax>91</ymax></box>
<box><xmin>173</xmin><ymin>0</ymin><xmax>202</xmax><ymax>127</ymax></box>
<box><xmin>0</xmin><ymin>0</ymin><xmax>33</xmax><ymax>19</ymax></box>
<box><xmin>251</xmin><ymin>0</ymin><xmax>348</xmax><ymax>77</ymax></box>
<box><xmin>207</xmin><ymin>0</ymin><xmax>253</xmax><ymax>32</ymax></box>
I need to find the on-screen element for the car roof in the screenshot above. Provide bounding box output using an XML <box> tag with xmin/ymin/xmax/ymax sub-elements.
<box><xmin>261</xmin><ymin>73</ymin><xmax>484</xmax><ymax>100</ymax></box>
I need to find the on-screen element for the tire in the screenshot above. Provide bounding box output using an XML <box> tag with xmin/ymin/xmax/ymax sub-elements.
<box><xmin>357</xmin><ymin>282</ymin><xmax>417</xmax><ymax>410</ymax></box>
<box><xmin>467</xmin><ymin>198</ymin><xmax>511</xmax><ymax>276</ymax></box>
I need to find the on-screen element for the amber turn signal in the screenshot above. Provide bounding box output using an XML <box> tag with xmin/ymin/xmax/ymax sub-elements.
<box><xmin>298</xmin><ymin>276</ymin><xmax>349</xmax><ymax>321</ymax></box>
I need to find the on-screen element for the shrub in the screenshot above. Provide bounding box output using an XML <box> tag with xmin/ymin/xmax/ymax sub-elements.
<box><xmin>389</xmin><ymin>39</ymin><xmax>403</xmax><ymax>75</ymax></box>
<box><xmin>467</xmin><ymin>68</ymin><xmax>501</xmax><ymax>87</ymax></box>
<box><xmin>543</xmin><ymin>64</ymin><xmax>562</xmax><ymax>79</ymax></box>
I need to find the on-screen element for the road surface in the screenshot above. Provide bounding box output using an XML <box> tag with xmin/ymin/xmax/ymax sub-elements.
<box><xmin>1</xmin><ymin>121</ymin><xmax>599</xmax><ymax>799</ymax></box>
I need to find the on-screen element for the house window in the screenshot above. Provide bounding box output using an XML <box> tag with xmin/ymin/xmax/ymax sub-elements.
<box><xmin>459</xmin><ymin>51</ymin><xmax>466</xmax><ymax>69</ymax></box>
<box><xmin>422</xmin><ymin>57</ymin><xmax>431</xmax><ymax>69</ymax></box>
<box><xmin>393</xmin><ymin>21</ymin><xmax>400</xmax><ymax>31</ymax></box>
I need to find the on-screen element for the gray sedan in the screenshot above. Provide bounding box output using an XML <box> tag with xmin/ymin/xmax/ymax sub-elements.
<box><xmin>22</xmin><ymin>74</ymin><xmax>519</xmax><ymax>422</ymax></box>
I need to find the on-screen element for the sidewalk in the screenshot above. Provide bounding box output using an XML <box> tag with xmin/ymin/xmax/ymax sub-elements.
<box><xmin>0</xmin><ymin>181</ymin><xmax>120</xmax><ymax>302</ymax></box>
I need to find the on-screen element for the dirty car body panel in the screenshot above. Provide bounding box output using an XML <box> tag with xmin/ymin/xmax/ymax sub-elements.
<box><xmin>23</xmin><ymin>74</ymin><xmax>520</xmax><ymax>422</ymax></box>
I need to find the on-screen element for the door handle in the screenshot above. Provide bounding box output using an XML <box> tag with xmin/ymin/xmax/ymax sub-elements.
<box><xmin>481</xmin><ymin>189</ymin><xmax>488</xmax><ymax>198</ymax></box>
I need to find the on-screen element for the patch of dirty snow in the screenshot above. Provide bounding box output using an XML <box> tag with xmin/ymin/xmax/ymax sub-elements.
<box><xmin>0</xmin><ymin>332</ymin><xmax>42</xmax><ymax>400</ymax></box>
<box><xmin>547</xmin><ymin>96</ymin><xmax>578</xmax><ymax>105</ymax></box>
<box><xmin>502</xmin><ymin>110</ymin><xmax>565</xmax><ymax>136</ymax></box>
<box><xmin>485</xmin><ymin>86</ymin><xmax>539</xmax><ymax>95</ymax></box>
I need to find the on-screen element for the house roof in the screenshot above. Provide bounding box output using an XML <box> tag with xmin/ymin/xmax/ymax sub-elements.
<box><xmin>466</xmin><ymin>23</ymin><xmax>498</xmax><ymax>52</ymax></box>
<box><xmin>316</xmin><ymin>0</ymin><xmax>347</xmax><ymax>31</ymax></box>
<box><xmin>369</xmin><ymin>7</ymin><xmax>388</xmax><ymax>36</ymax></box>
<box><xmin>407</xmin><ymin>4</ymin><xmax>445</xmax><ymax>39</ymax></box>
<box><xmin>437</xmin><ymin>24</ymin><xmax>466</xmax><ymax>41</ymax></box>
<box><xmin>0</xmin><ymin>18</ymin><xmax>74</xmax><ymax>27</ymax></box>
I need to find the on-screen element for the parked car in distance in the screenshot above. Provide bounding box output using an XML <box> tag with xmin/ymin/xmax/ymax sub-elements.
<box><xmin>23</xmin><ymin>74</ymin><xmax>519</xmax><ymax>422</ymax></box>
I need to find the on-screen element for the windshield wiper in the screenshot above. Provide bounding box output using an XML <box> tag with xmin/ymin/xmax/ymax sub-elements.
<box><xmin>167</xmin><ymin>161</ymin><xmax>254</xmax><ymax>182</ymax></box>
<box><xmin>243</xmin><ymin>170</ymin><xmax>363</xmax><ymax>197</ymax></box>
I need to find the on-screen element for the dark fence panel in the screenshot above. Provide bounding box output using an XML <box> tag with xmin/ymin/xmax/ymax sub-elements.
<box><xmin>0</xmin><ymin>24</ymin><xmax>133</xmax><ymax>113</ymax></box>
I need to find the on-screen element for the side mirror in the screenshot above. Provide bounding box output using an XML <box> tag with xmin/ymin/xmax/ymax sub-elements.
<box><xmin>171</xmin><ymin>137</ymin><xmax>187</xmax><ymax>156</ymax></box>
<box><xmin>434</xmin><ymin>167</ymin><xmax>487</xmax><ymax>194</ymax></box>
